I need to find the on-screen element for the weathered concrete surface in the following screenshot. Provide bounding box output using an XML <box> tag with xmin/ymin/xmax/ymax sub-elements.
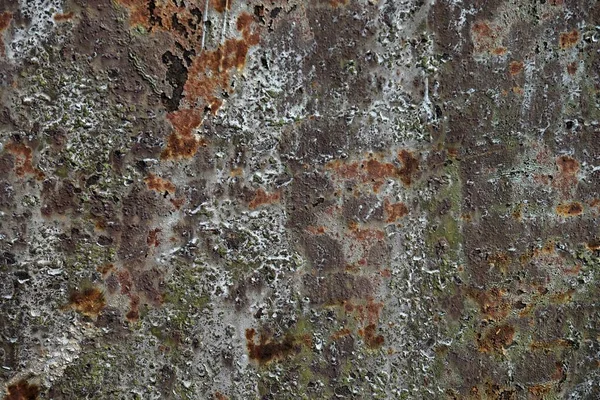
<box><xmin>1</xmin><ymin>0</ymin><xmax>600</xmax><ymax>398</ymax></box>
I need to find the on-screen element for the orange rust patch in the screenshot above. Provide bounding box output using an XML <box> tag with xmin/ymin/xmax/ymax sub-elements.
<box><xmin>567</xmin><ymin>62</ymin><xmax>578</xmax><ymax>75</ymax></box>
<box><xmin>245</xmin><ymin>328</ymin><xmax>300</xmax><ymax>364</ymax></box>
<box><xmin>4</xmin><ymin>379</ymin><xmax>40</xmax><ymax>400</ymax></box>
<box><xmin>528</xmin><ymin>384</ymin><xmax>553</xmax><ymax>398</ymax></box>
<box><xmin>587</xmin><ymin>240</ymin><xmax>600</xmax><ymax>251</ymax></box>
<box><xmin>508</xmin><ymin>60</ymin><xmax>523</xmax><ymax>75</ymax></box>
<box><xmin>0</xmin><ymin>12</ymin><xmax>12</xmax><ymax>57</ymax></box>
<box><xmin>183</xmin><ymin>13</ymin><xmax>259</xmax><ymax>114</ymax></box>
<box><xmin>331</xmin><ymin>328</ymin><xmax>352</xmax><ymax>340</ymax></box>
<box><xmin>68</xmin><ymin>287</ymin><xmax>106</xmax><ymax>317</ymax></box>
<box><xmin>559</xmin><ymin>30</ymin><xmax>579</xmax><ymax>49</ymax></box>
<box><xmin>530</xmin><ymin>339</ymin><xmax>574</xmax><ymax>351</ymax></box>
<box><xmin>350</xmin><ymin>226</ymin><xmax>385</xmax><ymax>242</ymax></box>
<box><xmin>487</xmin><ymin>252</ymin><xmax>511</xmax><ymax>274</ymax></box>
<box><xmin>306</xmin><ymin>225</ymin><xmax>326</xmax><ymax>235</ymax></box>
<box><xmin>96</xmin><ymin>263</ymin><xmax>115</xmax><ymax>275</ymax></box>
<box><xmin>147</xmin><ymin>228</ymin><xmax>162</xmax><ymax>247</ymax></box>
<box><xmin>214</xmin><ymin>392</ymin><xmax>229</xmax><ymax>400</ymax></box>
<box><xmin>161</xmin><ymin>109</ymin><xmax>207</xmax><ymax>160</ymax></box>
<box><xmin>330</xmin><ymin>0</ymin><xmax>349</xmax><ymax>7</ymax></box>
<box><xmin>550</xmin><ymin>289</ymin><xmax>574</xmax><ymax>303</ymax></box>
<box><xmin>398</xmin><ymin>150</ymin><xmax>419</xmax><ymax>185</ymax></box>
<box><xmin>557</xmin><ymin>155</ymin><xmax>579</xmax><ymax>175</ymax></box>
<box><xmin>248</xmin><ymin>188</ymin><xmax>280</xmax><ymax>209</ymax></box>
<box><xmin>211</xmin><ymin>0</ymin><xmax>232</xmax><ymax>13</ymax></box>
<box><xmin>53</xmin><ymin>11</ymin><xmax>74</xmax><ymax>22</ymax></box>
<box><xmin>556</xmin><ymin>201</ymin><xmax>583</xmax><ymax>217</ymax></box>
<box><xmin>467</xmin><ymin>287</ymin><xmax>510</xmax><ymax>321</ymax></box>
<box><xmin>478</xmin><ymin>324</ymin><xmax>515</xmax><ymax>354</ymax></box>
<box><xmin>359</xmin><ymin>324</ymin><xmax>384</xmax><ymax>349</ymax></box>
<box><xmin>115</xmin><ymin>0</ymin><xmax>151</xmax><ymax>27</ymax></box>
<box><xmin>491</xmin><ymin>47</ymin><xmax>507</xmax><ymax>55</ymax></box>
<box><xmin>472</xmin><ymin>21</ymin><xmax>503</xmax><ymax>54</ymax></box>
<box><xmin>144</xmin><ymin>174</ymin><xmax>176</xmax><ymax>194</ymax></box>
<box><xmin>5</xmin><ymin>142</ymin><xmax>45</xmax><ymax>180</ymax></box>
<box><xmin>512</xmin><ymin>86</ymin><xmax>523</xmax><ymax>95</ymax></box>
<box><xmin>384</xmin><ymin>199</ymin><xmax>408</xmax><ymax>222</ymax></box>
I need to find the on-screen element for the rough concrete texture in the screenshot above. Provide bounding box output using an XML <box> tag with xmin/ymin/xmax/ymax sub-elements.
<box><xmin>1</xmin><ymin>0</ymin><xmax>600</xmax><ymax>398</ymax></box>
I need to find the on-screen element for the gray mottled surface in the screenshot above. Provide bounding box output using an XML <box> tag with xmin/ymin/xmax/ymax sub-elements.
<box><xmin>1</xmin><ymin>0</ymin><xmax>600</xmax><ymax>399</ymax></box>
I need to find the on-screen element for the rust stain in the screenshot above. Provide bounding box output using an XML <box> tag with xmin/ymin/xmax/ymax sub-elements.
<box><xmin>147</xmin><ymin>228</ymin><xmax>162</xmax><ymax>247</ymax></box>
<box><xmin>214</xmin><ymin>392</ymin><xmax>229</xmax><ymax>400</ymax></box>
<box><xmin>161</xmin><ymin>109</ymin><xmax>207</xmax><ymax>160</ymax></box>
<box><xmin>358</xmin><ymin>324</ymin><xmax>384</xmax><ymax>349</ymax></box>
<box><xmin>248</xmin><ymin>188</ymin><xmax>280</xmax><ymax>209</ymax></box>
<box><xmin>556</xmin><ymin>201</ymin><xmax>583</xmax><ymax>217</ymax></box>
<box><xmin>557</xmin><ymin>155</ymin><xmax>579</xmax><ymax>175</ymax></box>
<box><xmin>471</xmin><ymin>21</ymin><xmax>504</xmax><ymax>54</ymax></box>
<box><xmin>567</xmin><ymin>62</ymin><xmax>578</xmax><ymax>75</ymax></box>
<box><xmin>0</xmin><ymin>12</ymin><xmax>12</xmax><ymax>57</ymax></box>
<box><xmin>398</xmin><ymin>150</ymin><xmax>419</xmax><ymax>185</ymax></box>
<box><xmin>5</xmin><ymin>142</ymin><xmax>45</xmax><ymax>180</ymax></box>
<box><xmin>530</xmin><ymin>339</ymin><xmax>575</xmax><ymax>351</ymax></box>
<box><xmin>528</xmin><ymin>384</ymin><xmax>553</xmax><ymax>398</ymax></box>
<box><xmin>53</xmin><ymin>12</ymin><xmax>74</xmax><ymax>22</ymax></box>
<box><xmin>508</xmin><ymin>60</ymin><xmax>523</xmax><ymax>76</ymax></box>
<box><xmin>477</xmin><ymin>324</ymin><xmax>515</xmax><ymax>354</ymax></box>
<box><xmin>384</xmin><ymin>199</ymin><xmax>408</xmax><ymax>222</ymax></box>
<box><xmin>115</xmin><ymin>0</ymin><xmax>151</xmax><ymax>27</ymax></box>
<box><xmin>467</xmin><ymin>287</ymin><xmax>510</xmax><ymax>321</ymax></box>
<box><xmin>559</xmin><ymin>30</ymin><xmax>580</xmax><ymax>49</ymax></box>
<box><xmin>144</xmin><ymin>174</ymin><xmax>176</xmax><ymax>194</ymax></box>
<box><xmin>211</xmin><ymin>0</ymin><xmax>232</xmax><ymax>13</ymax></box>
<box><xmin>554</xmin><ymin>155</ymin><xmax>579</xmax><ymax>196</ymax></box>
<box><xmin>183</xmin><ymin>12</ymin><xmax>259</xmax><ymax>114</ymax></box>
<box><xmin>331</xmin><ymin>327</ymin><xmax>352</xmax><ymax>340</ymax></box>
<box><xmin>68</xmin><ymin>287</ymin><xmax>106</xmax><ymax>317</ymax></box>
<box><xmin>245</xmin><ymin>328</ymin><xmax>301</xmax><ymax>364</ymax></box>
<box><xmin>3</xmin><ymin>380</ymin><xmax>40</xmax><ymax>400</ymax></box>
<box><xmin>96</xmin><ymin>263</ymin><xmax>115</xmax><ymax>275</ymax></box>
<box><xmin>491</xmin><ymin>47</ymin><xmax>507</xmax><ymax>55</ymax></box>
<box><xmin>330</xmin><ymin>0</ymin><xmax>350</xmax><ymax>7</ymax></box>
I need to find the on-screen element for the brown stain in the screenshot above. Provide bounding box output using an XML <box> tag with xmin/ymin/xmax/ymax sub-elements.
<box><xmin>96</xmin><ymin>263</ymin><xmax>115</xmax><ymax>275</ymax></box>
<box><xmin>53</xmin><ymin>12</ymin><xmax>74</xmax><ymax>22</ymax></box>
<box><xmin>147</xmin><ymin>228</ymin><xmax>162</xmax><ymax>247</ymax></box>
<box><xmin>161</xmin><ymin>109</ymin><xmax>207</xmax><ymax>160</ymax></box>
<box><xmin>487</xmin><ymin>252</ymin><xmax>510</xmax><ymax>274</ymax></box>
<box><xmin>245</xmin><ymin>328</ymin><xmax>301</xmax><ymax>364</ymax></box>
<box><xmin>557</xmin><ymin>155</ymin><xmax>579</xmax><ymax>175</ymax></box>
<box><xmin>3</xmin><ymin>380</ymin><xmax>40</xmax><ymax>400</ymax></box>
<box><xmin>567</xmin><ymin>62</ymin><xmax>578</xmax><ymax>75</ymax></box>
<box><xmin>556</xmin><ymin>201</ymin><xmax>583</xmax><ymax>217</ymax></box>
<box><xmin>530</xmin><ymin>339</ymin><xmax>575</xmax><ymax>351</ymax></box>
<box><xmin>183</xmin><ymin>12</ymin><xmax>259</xmax><ymax>114</ymax></box>
<box><xmin>508</xmin><ymin>60</ymin><xmax>523</xmax><ymax>76</ymax></box>
<box><xmin>116</xmin><ymin>0</ymin><xmax>151</xmax><ymax>27</ymax></box>
<box><xmin>248</xmin><ymin>188</ymin><xmax>280</xmax><ymax>209</ymax></box>
<box><xmin>554</xmin><ymin>155</ymin><xmax>580</xmax><ymax>196</ymax></box>
<box><xmin>144</xmin><ymin>174</ymin><xmax>176</xmax><ymax>194</ymax></box>
<box><xmin>478</xmin><ymin>324</ymin><xmax>515</xmax><ymax>354</ymax></box>
<box><xmin>5</xmin><ymin>142</ymin><xmax>45</xmax><ymax>180</ymax></box>
<box><xmin>330</xmin><ymin>0</ymin><xmax>350</xmax><ymax>7</ymax></box>
<box><xmin>467</xmin><ymin>287</ymin><xmax>510</xmax><ymax>321</ymax></box>
<box><xmin>214</xmin><ymin>392</ymin><xmax>229</xmax><ymax>400</ymax></box>
<box><xmin>491</xmin><ymin>47</ymin><xmax>507</xmax><ymax>55</ymax></box>
<box><xmin>211</xmin><ymin>0</ymin><xmax>232</xmax><ymax>13</ymax></box>
<box><xmin>384</xmin><ymin>199</ymin><xmax>408</xmax><ymax>222</ymax></box>
<box><xmin>559</xmin><ymin>30</ymin><xmax>579</xmax><ymax>49</ymax></box>
<box><xmin>398</xmin><ymin>150</ymin><xmax>419</xmax><ymax>185</ymax></box>
<box><xmin>331</xmin><ymin>328</ymin><xmax>352</xmax><ymax>340</ymax></box>
<box><xmin>528</xmin><ymin>384</ymin><xmax>553</xmax><ymax>398</ymax></box>
<box><xmin>471</xmin><ymin>21</ymin><xmax>503</xmax><ymax>54</ymax></box>
<box><xmin>358</xmin><ymin>324</ymin><xmax>384</xmax><ymax>349</ymax></box>
<box><xmin>586</xmin><ymin>240</ymin><xmax>600</xmax><ymax>251</ymax></box>
<box><xmin>0</xmin><ymin>12</ymin><xmax>12</xmax><ymax>57</ymax></box>
<box><xmin>68</xmin><ymin>287</ymin><xmax>106</xmax><ymax>317</ymax></box>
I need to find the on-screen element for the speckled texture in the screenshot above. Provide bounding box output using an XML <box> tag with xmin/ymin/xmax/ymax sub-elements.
<box><xmin>1</xmin><ymin>0</ymin><xmax>600</xmax><ymax>399</ymax></box>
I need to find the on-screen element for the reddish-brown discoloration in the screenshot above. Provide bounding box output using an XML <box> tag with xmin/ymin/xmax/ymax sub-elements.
<box><xmin>567</xmin><ymin>62</ymin><xmax>578</xmax><ymax>75</ymax></box>
<box><xmin>162</xmin><ymin>109</ymin><xmax>207</xmax><ymax>159</ymax></box>
<box><xmin>467</xmin><ymin>288</ymin><xmax>510</xmax><ymax>321</ymax></box>
<box><xmin>359</xmin><ymin>324</ymin><xmax>384</xmax><ymax>349</ymax></box>
<box><xmin>144</xmin><ymin>174</ymin><xmax>176</xmax><ymax>194</ymax></box>
<box><xmin>211</xmin><ymin>0</ymin><xmax>232</xmax><ymax>13</ymax></box>
<box><xmin>471</xmin><ymin>21</ymin><xmax>503</xmax><ymax>54</ymax></box>
<box><xmin>398</xmin><ymin>150</ymin><xmax>419</xmax><ymax>185</ymax></box>
<box><xmin>53</xmin><ymin>12</ymin><xmax>74</xmax><ymax>22</ymax></box>
<box><xmin>478</xmin><ymin>324</ymin><xmax>515</xmax><ymax>353</ymax></box>
<box><xmin>248</xmin><ymin>188</ymin><xmax>280</xmax><ymax>209</ymax></box>
<box><xmin>556</xmin><ymin>201</ymin><xmax>583</xmax><ymax>217</ymax></box>
<box><xmin>183</xmin><ymin>13</ymin><xmax>259</xmax><ymax>114</ymax></box>
<box><xmin>4</xmin><ymin>380</ymin><xmax>40</xmax><ymax>400</ymax></box>
<box><xmin>147</xmin><ymin>228</ymin><xmax>161</xmax><ymax>247</ymax></box>
<box><xmin>559</xmin><ymin>30</ymin><xmax>579</xmax><ymax>49</ymax></box>
<box><xmin>5</xmin><ymin>142</ymin><xmax>45</xmax><ymax>180</ymax></box>
<box><xmin>68</xmin><ymin>287</ymin><xmax>106</xmax><ymax>317</ymax></box>
<box><xmin>245</xmin><ymin>328</ymin><xmax>300</xmax><ymax>364</ymax></box>
<box><xmin>331</xmin><ymin>328</ymin><xmax>352</xmax><ymax>340</ymax></box>
<box><xmin>214</xmin><ymin>392</ymin><xmax>229</xmax><ymax>400</ymax></box>
<box><xmin>554</xmin><ymin>155</ymin><xmax>579</xmax><ymax>196</ymax></box>
<box><xmin>0</xmin><ymin>12</ymin><xmax>12</xmax><ymax>57</ymax></box>
<box><xmin>330</xmin><ymin>0</ymin><xmax>349</xmax><ymax>7</ymax></box>
<box><xmin>509</xmin><ymin>61</ymin><xmax>524</xmax><ymax>75</ymax></box>
<box><xmin>384</xmin><ymin>199</ymin><xmax>408</xmax><ymax>222</ymax></box>
<box><xmin>96</xmin><ymin>263</ymin><xmax>115</xmax><ymax>275</ymax></box>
